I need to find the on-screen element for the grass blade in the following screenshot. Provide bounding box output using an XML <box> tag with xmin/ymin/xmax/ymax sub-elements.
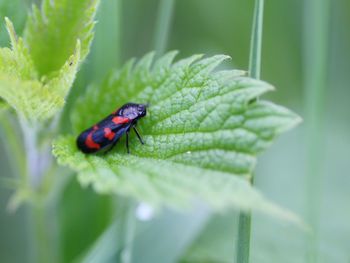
<box><xmin>303</xmin><ymin>0</ymin><xmax>330</xmax><ymax>261</ymax></box>
<box><xmin>248</xmin><ymin>0</ymin><xmax>264</xmax><ymax>80</ymax></box>
<box><xmin>236</xmin><ymin>0</ymin><xmax>264</xmax><ymax>262</ymax></box>
<box><xmin>236</xmin><ymin>212</ymin><xmax>252</xmax><ymax>263</ymax></box>
<box><xmin>153</xmin><ymin>0</ymin><xmax>175</xmax><ymax>56</ymax></box>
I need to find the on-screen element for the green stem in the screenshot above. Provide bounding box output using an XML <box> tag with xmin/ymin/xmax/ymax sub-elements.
<box><xmin>28</xmin><ymin>198</ymin><xmax>60</xmax><ymax>263</ymax></box>
<box><xmin>236</xmin><ymin>212</ymin><xmax>252</xmax><ymax>263</ymax></box>
<box><xmin>248</xmin><ymin>0</ymin><xmax>264</xmax><ymax>80</ymax></box>
<box><xmin>0</xmin><ymin>113</ymin><xmax>26</xmax><ymax>182</ymax></box>
<box><xmin>120</xmin><ymin>200</ymin><xmax>136</xmax><ymax>263</ymax></box>
<box><xmin>236</xmin><ymin>0</ymin><xmax>264</xmax><ymax>262</ymax></box>
<box><xmin>153</xmin><ymin>0</ymin><xmax>175</xmax><ymax>56</ymax></box>
<box><xmin>20</xmin><ymin>120</ymin><xmax>40</xmax><ymax>187</ymax></box>
<box><xmin>17</xmin><ymin>118</ymin><xmax>60</xmax><ymax>263</ymax></box>
<box><xmin>303</xmin><ymin>0</ymin><xmax>329</xmax><ymax>261</ymax></box>
<box><xmin>32</xmin><ymin>202</ymin><xmax>50</xmax><ymax>263</ymax></box>
<box><xmin>0</xmin><ymin>113</ymin><xmax>59</xmax><ymax>262</ymax></box>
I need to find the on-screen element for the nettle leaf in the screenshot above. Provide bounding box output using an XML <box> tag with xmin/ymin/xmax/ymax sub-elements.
<box><xmin>0</xmin><ymin>18</ymin><xmax>80</xmax><ymax>121</ymax></box>
<box><xmin>53</xmin><ymin>53</ymin><xmax>302</xmax><ymax>222</ymax></box>
<box><xmin>24</xmin><ymin>0</ymin><xmax>99</xmax><ymax>76</ymax></box>
<box><xmin>0</xmin><ymin>0</ymin><xmax>99</xmax><ymax>122</ymax></box>
<box><xmin>1</xmin><ymin>18</ymin><xmax>37</xmax><ymax>80</ymax></box>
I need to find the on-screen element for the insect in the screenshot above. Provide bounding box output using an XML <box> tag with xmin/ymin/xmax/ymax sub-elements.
<box><xmin>76</xmin><ymin>103</ymin><xmax>147</xmax><ymax>154</ymax></box>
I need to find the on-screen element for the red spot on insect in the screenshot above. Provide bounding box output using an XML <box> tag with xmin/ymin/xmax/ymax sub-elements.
<box><xmin>85</xmin><ymin>132</ymin><xmax>100</xmax><ymax>150</ymax></box>
<box><xmin>112</xmin><ymin>116</ymin><xmax>129</xmax><ymax>124</ymax></box>
<box><xmin>104</xmin><ymin>128</ymin><xmax>115</xmax><ymax>140</ymax></box>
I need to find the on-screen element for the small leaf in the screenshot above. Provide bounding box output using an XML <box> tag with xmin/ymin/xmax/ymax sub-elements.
<box><xmin>0</xmin><ymin>35</ymin><xmax>80</xmax><ymax>122</ymax></box>
<box><xmin>0</xmin><ymin>10</ymin><xmax>90</xmax><ymax>122</ymax></box>
<box><xmin>54</xmin><ymin>53</ymin><xmax>302</xmax><ymax>222</ymax></box>
<box><xmin>0</xmin><ymin>1</ymin><xmax>98</xmax><ymax>122</ymax></box>
<box><xmin>1</xmin><ymin>17</ymin><xmax>37</xmax><ymax>80</ymax></box>
<box><xmin>24</xmin><ymin>0</ymin><xmax>100</xmax><ymax>76</ymax></box>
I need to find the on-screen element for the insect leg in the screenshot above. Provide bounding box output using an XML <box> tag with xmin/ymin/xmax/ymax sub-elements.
<box><xmin>133</xmin><ymin>126</ymin><xmax>144</xmax><ymax>144</ymax></box>
<box><xmin>126</xmin><ymin>131</ymin><xmax>130</xmax><ymax>154</ymax></box>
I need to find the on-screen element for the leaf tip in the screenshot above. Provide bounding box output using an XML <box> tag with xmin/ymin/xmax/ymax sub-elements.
<box><xmin>281</xmin><ymin>110</ymin><xmax>303</xmax><ymax>133</ymax></box>
<box><xmin>4</xmin><ymin>17</ymin><xmax>17</xmax><ymax>47</ymax></box>
<box><xmin>4</xmin><ymin>16</ymin><xmax>10</xmax><ymax>25</ymax></box>
<box><xmin>75</xmin><ymin>39</ymin><xmax>81</xmax><ymax>61</ymax></box>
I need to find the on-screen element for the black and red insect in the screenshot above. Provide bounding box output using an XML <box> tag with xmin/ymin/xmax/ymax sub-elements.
<box><xmin>77</xmin><ymin>103</ymin><xmax>147</xmax><ymax>154</ymax></box>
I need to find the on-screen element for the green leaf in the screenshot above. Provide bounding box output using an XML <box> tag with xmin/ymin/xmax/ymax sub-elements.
<box><xmin>0</xmin><ymin>1</ymin><xmax>101</xmax><ymax>122</ymax></box>
<box><xmin>53</xmin><ymin>53</ymin><xmax>302</xmax><ymax>222</ymax></box>
<box><xmin>1</xmin><ymin>17</ymin><xmax>37</xmax><ymax>80</ymax></box>
<box><xmin>0</xmin><ymin>5</ymin><xmax>96</xmax><ymax>122</ymax></box>
<box><xmin>0</xmin><ymin>18</ymin><xmax>80</xmax><ymax>121</ymax></box>
<box><xmin>24</xmin><ymin>0</ymin><xmax>100</xmax><ymax>76</ymax></box>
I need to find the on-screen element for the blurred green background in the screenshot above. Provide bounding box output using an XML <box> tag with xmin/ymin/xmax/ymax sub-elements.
<box><xmin>1</xmin><ymin>0</ymin><xmax>349</xmax><ymax>262</ymax></box>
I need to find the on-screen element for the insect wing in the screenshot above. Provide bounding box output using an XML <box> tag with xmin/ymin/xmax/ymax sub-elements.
<box><xmin>76</xmin><ymin>128</ymin><xmax>100</xmax><ymax>153</ymax></box>
<box><xmin>92</xmin><ymin>122</ymin><xmax>131</xmax><ymax>148</ymax></box>
<box><xmin>77</xmin><ymin>114</ymin><xmax>131</xmax><ymax>153</ymax></box>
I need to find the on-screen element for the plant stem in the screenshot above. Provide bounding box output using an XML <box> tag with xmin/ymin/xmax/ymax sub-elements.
<box><xmin>0</xmin><ymin>113</ymin><xmax>26</xmax><ymax>182</ymax></box>
<box><xmin>1</xmin><ymin>114</ymin><xmax>59</xmax><ymax>262</ymax></box>
<box><xmin>27</xmin><ymin>197</ymin><xmax>60</xmax><ymax>263</ymax></box>
<box><xmin>120</xmin><ymin>200</ymin><xmax>136</xmax><ymax>263</ymax></box>
<box><xmin>18</xmin><ymin>118</ymin><xmax>59</xmax><ymax>263</ymax></box>
<box><xmin>236</xmin><ymin>212</ymin><xmax>252</xmax><ymax>263</ymax></box>
<box><xmin>303</xmin><ymin>0</ymin><xmax>329</xmax><ymax>261</ymax></box>
<box><xmin>21</xmin><ymin>121</ymin><xmax>40</xmax><ymax>187</ymax></box>
<box><xmin>32</xmin><ymin>202</ymin><xmax>50</xmax><ymax>263</ymax></box>
<box><xmin>153</xmin><ymin>0</ymin><xmax>175</xmax><ymax>56</ymax></box>
<box><xmin>236</xmin><ymin>0</ymin><xmax>264</xmax><ymax>262</ymax></box>
<box><xmin>248</xmin><ymin>0</ymin><xmax>264</xmax><ymax>80</ymax></box>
